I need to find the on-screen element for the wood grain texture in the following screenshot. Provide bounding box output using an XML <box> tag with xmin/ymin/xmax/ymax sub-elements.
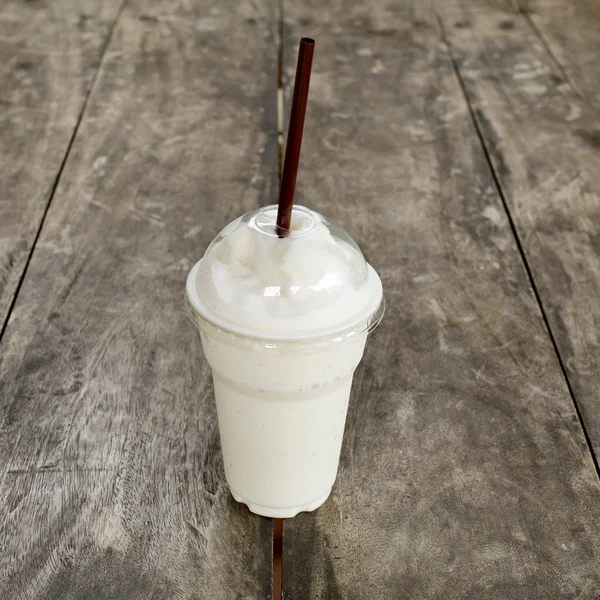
<box><xmin>436</xmin><ymin>0</ymin><xmax>600</xmax><ymax>457</ymax></box>
<box><xmin>511</xmin><ymin>0</ymin><xmax>600</xmax><ymax>109</ymax></box>
<box><xmin>282</xmin><ymin>1</ymin><xmax>600</xmax><ymax>597</ymax></box>
<box><xmin>0</xmin><ymin>0</ymin><xmax>123</xmax><ymax>331</ymax></box>
<box><xmin>0</xmin><ymin>0</ymin><xmax>278</xmax><ymax>597</ymax></box>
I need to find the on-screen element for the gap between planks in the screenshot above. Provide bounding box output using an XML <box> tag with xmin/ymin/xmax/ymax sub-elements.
<box><xmin>277</xmin><ymin>0</ymin><xmax>285</xmax><ymax>178</ymax></box>
<box><xmin>0</xmin><ymin>0</ymin><xmax>130</xmax><ymax>344</ymax></box>
<box><xmin>434</xmin><ymin>8</ymin><xmax>600</xmax><ymax>482</ymax></box>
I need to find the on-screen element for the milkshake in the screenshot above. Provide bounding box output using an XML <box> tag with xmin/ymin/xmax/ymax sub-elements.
<box><xmin>186</xmin><ymin>205</ymin><xmax>383</xmax><ymax>518</ymax></box>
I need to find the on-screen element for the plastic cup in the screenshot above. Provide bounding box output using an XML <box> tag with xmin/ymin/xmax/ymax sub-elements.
<box><xmin>186</xmin><ymin>205</ymin><xmax>383</xmax><ymax>518</ymax></box>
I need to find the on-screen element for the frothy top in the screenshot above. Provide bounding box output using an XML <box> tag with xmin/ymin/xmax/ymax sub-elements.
<box><xmin>188</xmin><ymin>206</ymin><xmax>383</xmax><ymax>339</ymax></box>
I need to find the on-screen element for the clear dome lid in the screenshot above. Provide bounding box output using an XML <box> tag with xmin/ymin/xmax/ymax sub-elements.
<box><xmin>186</xmin><ymin>205</ymin><xmax>383</xmax><ymax>342</ymax></box>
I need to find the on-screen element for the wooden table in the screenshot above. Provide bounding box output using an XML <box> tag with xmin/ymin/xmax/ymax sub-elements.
<box><xmin>1</xmin><ymin>0</ymin><xmax>600</xmax><ymax>597</ymax></box>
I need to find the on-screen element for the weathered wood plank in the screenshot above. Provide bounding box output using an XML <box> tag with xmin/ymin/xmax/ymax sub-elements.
<box><xmin>512</xmin><ymin>0</ymin><xmax>600</xmax><ymax>109</ymax></box>
<box><xmin>436</xmin><ymin>0</ymin><xmax>600</xmax><ymax>457</ymax></box>
<box><xmin>0</xmin><ymin>0</ymin><xmax>278</xmax><ymax>597</ymax></box>
<box><xmin>282</xmin><ymin>1</ymin><xmax>600</xmax><ymax>597</ymax></box>
<box><xmin>0</xmin><ymin>0</ymin><xmax>123</xmax><ymax>331</ymax></box>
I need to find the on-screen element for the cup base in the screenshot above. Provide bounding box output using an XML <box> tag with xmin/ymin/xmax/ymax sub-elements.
<box><xmin>230</xmin><ymin>488</ymin><xmax>332</xmax><ymax>518</ymax></box>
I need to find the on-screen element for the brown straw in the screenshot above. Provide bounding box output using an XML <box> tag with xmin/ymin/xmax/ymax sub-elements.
<box><xmin>276</xmin><ymin>38</ymin><xmax>315</xmax><ymax>237</ymax></box>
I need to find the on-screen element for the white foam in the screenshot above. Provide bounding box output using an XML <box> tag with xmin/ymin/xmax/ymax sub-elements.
<box><xmin>194</xmin><ymin>209</ymin><xmax>380</xmax><ymax>335</ymax></box>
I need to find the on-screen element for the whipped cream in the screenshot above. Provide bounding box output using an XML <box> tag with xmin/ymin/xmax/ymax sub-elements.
<box><xmin>191</xmin><ymin>206</ymin><xmax>381</xmax><ymax>336</ymax></box>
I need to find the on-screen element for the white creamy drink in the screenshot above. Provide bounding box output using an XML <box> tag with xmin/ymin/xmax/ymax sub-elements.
<box><xmin>186</xmin><ymin>205</ymin><xmax>383</xmax><ymax>518</ymax></box>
